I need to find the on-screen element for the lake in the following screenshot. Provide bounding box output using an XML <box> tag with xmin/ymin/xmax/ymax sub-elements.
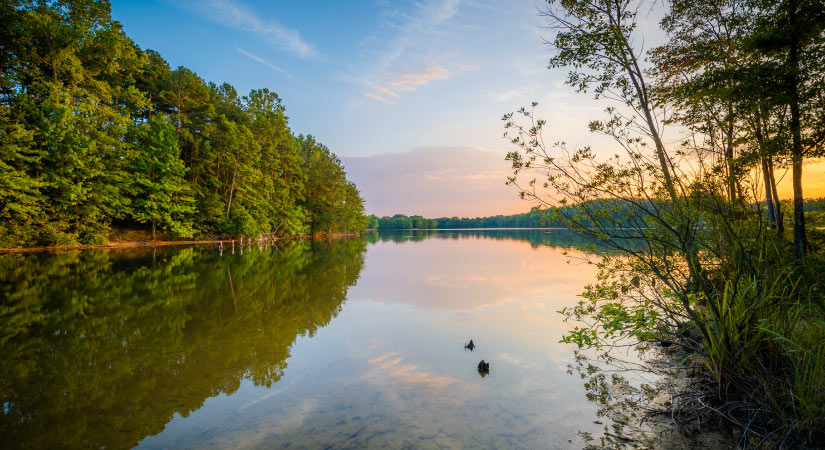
<box><xmin>1</xmin><ymin>229</ymin><xmax>631</xmax><ymax>449</ymax></box>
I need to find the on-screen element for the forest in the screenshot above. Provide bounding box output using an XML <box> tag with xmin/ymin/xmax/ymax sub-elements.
<box><xmin>504</xmin><ymin>0</ymin><xmax>825</xmax><ymax>445</ymax></box>
<box><xmin>0</xmin><ymin>1</ymin><xmax>366</xmax><ymax>248</ymax></box>
<box><xmin>371</xmin><ymin>199</ymin><xmax>825</xmax><ymax>230</ymax></box>
<box><xmin>368</xmin><ymin>210</ymin><xmax>559</xmax><ymax>229</ymax></box>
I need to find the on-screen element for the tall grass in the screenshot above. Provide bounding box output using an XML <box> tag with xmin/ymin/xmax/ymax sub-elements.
<box><xmin>695</xmin><ymin>277</ymin><xmax>772</xmax><ymax>395</ymax></box>
<box><xmin>760</xmin><ymin>307</ymin><xmax>825</xmax><ymax>440</ymax></box>
<box><xmin>690</xmin><ymin>267</ymin><xmax>825</xmax><ymax>445</ymax></box>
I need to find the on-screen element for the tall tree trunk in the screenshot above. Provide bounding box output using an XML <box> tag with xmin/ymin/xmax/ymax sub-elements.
<box><xmin>754</xmin><ymin>120</ymin><xmax>777</xmax><ymax>228</ymax></box>
<box><xmin>225</xmin><ymin>168</ymin><xmax>236</xmax><ymax>219</ymax></box>
<box><xmin>624</xmin><ymin>54</ymin><xmax>714</xmax><ymax>307</ymax></box>
<box><xmin>788</xmin><ymin>0</ymin><xmax>807</xmax><ymax>260</ymax></box>
<box><xmin>637</xmin><ymin>82</ymin><xmax>678</xmax><ymax>202</ymax></box>
<box><xmin>176</xmin><ymin>75</ymin><xmax>182</xmax><ymax>138</ymax></box>
<box><xmin>791</xmin><ymin>151</ymin><xmax>806</xmax><ymax>258</ymax></box>
<box><xmin>762</xmin><ymin>157</ymin><xmax>777</xmax><ymax>229</ymax></box>
<box><xmin>768</xmin><ymin>157</ymin><xmax>784</xmax><ymax>234</ymax></box>
<box><xmin>621</xmin><ymin>34</ymin><xmax>678</xmax><ymax>201</ymax></box>
<box><xmin>725</xmin><ymin>108</ymin><xmax>736</xmax><ymax>202</ymax></box>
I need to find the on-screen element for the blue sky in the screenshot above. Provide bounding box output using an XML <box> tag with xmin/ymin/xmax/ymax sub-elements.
<box><xmin>110</xmin><ymin>0</ymin><xmax>619</xmax><ymax>216</ymax></box>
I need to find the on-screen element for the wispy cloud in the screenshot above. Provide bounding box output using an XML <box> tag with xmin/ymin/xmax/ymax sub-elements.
<box><xmin>373</xmin><ymin>65</ymin><xmax>452</xmax><ymax>99</ymax></box>
<box><xmin>189</xmin><ymin>0</ymin><xmax>317</xmax><ymax>59</ymax></box>
<box><xmin>351</xmin><ymin>0</ymin><xmax>470</xmax><ymax>105</ymax></box>
<box><xmin>365</xmin><ymin>92</ymin><xmax>396</xmax><ymax>105</ymax></box>
<box><xmin>235</xmin><ymin>47</ymin><xmax>292</xmax><ymax>78</ymax></box>
<box><xmin>374</xmin><ymin>86</ymin><xmax>400</xmax><ymax>99</ymax></box>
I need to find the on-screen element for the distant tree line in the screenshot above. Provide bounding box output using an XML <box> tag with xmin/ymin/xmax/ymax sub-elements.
<box><xmin>0</xmin><ymin>0</ymin><xmax>366</xmax><ymax>247</ymax></box>
<box><xmin>368</xmin><ymin>210</ymin><xmax>560</xmax><ymax>230</ymax></box>
<box><xmin>368</xmin><ymin>200</ymin><xmax>825</xmax><ymax>230</ymax></box>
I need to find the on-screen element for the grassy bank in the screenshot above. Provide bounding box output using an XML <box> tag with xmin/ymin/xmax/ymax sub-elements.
<box><xmin>555</xmin><ymin>219</ymin><xmax>825</xmax><ymax>447</ymax></box>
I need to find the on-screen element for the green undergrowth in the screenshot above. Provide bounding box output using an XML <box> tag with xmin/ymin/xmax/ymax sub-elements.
<box><xmin>692</xmin><ymin>267</ymin><xmax>825</xmax><ymax>443</ymax></box>
<box><xmin>560</xmin><ymin>246</ymin><xmax>825</xmax><ymax>447</ymax></box>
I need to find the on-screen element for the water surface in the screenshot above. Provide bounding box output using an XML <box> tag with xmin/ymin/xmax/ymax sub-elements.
<box><xmin>1</xmin><ymin>230</ymin><xmax>617</xmax><ymax>449</ymax></box>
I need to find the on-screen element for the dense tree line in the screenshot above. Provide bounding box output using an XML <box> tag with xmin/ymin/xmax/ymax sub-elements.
<box><xmin>370</xmin><ymin>199</ymin><xmax>825</xmax><ymax>231</ymax></box>
<box><xmin>504</xmin><ymin>0</ymin><xmax>825</xmax><ymax>444</ymax></box>
<box><xmin>369</xmin><ymin>210</ymin><xmax>567</xmax><ymax>230</ymax></box>
<box><xmin>371</xmin><ymin>211</ymin><xmax>550</xmax><ymax>229</ymax></box>
<box><xmin>0</xmin><ymin>0</ymin><xmax>366</xmax><ymax>247</ymax></box>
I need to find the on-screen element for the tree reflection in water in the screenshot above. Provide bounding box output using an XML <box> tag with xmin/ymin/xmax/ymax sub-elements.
<box><xmin>366</xmin><ymin>228</ymin><xmax>630</xmax><ymax>254</ymax></box>
<box><xmin>0</xmin><ymin>238</ymin><xmax>367</xmax><ymax>450</ymax></box>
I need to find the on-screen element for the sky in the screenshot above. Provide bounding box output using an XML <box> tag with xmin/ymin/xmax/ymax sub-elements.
<box><xmin>110</xmin><ymin>0</ymin><xmax>824</xmax><ymax>218</ymax></box>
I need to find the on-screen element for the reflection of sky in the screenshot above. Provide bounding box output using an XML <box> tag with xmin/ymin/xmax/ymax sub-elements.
<box><xmin>138</xmin><ymin>233</ymin><xmax>604</xmax><ymax>449</ymax></box>
<box><xmin>367</xmin><ymin>352</ymin><xmax>458</xmax><ymax>390</ymax></box>
<box><xmin>349</xmin><ymin>235</ymin><xmax>596</xmax><ymax>311</ymax></box>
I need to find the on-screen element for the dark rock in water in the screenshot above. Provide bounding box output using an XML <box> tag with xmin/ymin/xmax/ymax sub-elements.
<box><xmin>477</xmin><ymin>360</ymin><xmax>489</xmax><ymax>372</ymax></box>
<box><xmin>464</xmin><ymin>339</ymin><xmax>475</xmax><ymax>351</ymax></box>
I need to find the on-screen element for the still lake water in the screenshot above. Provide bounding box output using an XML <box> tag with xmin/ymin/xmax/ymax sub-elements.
<box><xmin>1</xmin><ymin>229</ymin><xmax>630</xmax><ymax>449</ymax></box>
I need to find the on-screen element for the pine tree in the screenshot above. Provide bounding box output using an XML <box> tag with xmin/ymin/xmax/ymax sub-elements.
<box><xmin>127</xmin><ymin>115</ymin><xmax>195</xmax><ymax>239</ymax></box>
<box><xmin>0</xmin><ymin>106</ymin><xmax>45</xmax><ymax>246</ymax></box>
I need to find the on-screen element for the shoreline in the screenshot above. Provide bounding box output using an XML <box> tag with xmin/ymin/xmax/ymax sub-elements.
<box><xmin>574</xmin><ymin>344</ymin><xmax>743</xmax><ymax>450</ymax></box>
<box><xmin>0</xmin><ymin>232</ymin><xmax>364</xmax><ymax>254</ymax></box>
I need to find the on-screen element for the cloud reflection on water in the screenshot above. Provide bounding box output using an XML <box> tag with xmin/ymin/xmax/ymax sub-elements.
<box><xmin>350</xmin><ymin>235</ymin><xmax>597</xmax><ymax>314</ymax></box>
<box><xmin>368</xmin><ymin>351</ymin><xmax>458</xmax><ymax>391</ymax></box>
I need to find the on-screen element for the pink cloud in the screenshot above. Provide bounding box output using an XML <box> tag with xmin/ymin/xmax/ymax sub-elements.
<box><xmin>384</xmin><ymin>65</ymin><xmax>451</xmax><ymax>92</ymax></box>
<box><xmin>341</xmin><ymin>146</ymin><xmax>534</xmax><ymax>217</ymax></box>
<box><xmin>366</xmin><ymin>64</ymin><xmax>461</xmax><ymax>104</ymax></box>
<box><xmin>364</xmin><ymin>92</ymin><xmax>396</xmax><ymax>104</ymax></box>
<box><xmin>374</xmin><ymin>86</ymin><xmax>400</xmax><ymax>99</ymax></box>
